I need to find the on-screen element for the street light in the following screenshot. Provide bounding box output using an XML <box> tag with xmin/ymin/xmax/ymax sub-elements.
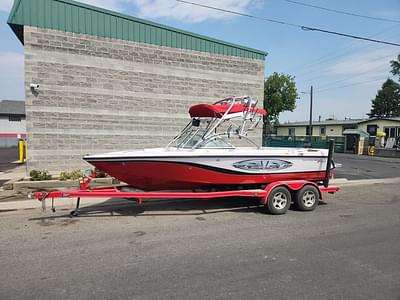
<box><xmin>301</xmin><ymin>86</ymin><xmax>313</xmax><ymax>145</ymax></box>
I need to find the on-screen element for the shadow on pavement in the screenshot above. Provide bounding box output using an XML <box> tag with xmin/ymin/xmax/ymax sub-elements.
<box><xmin>29</xmin><ymin>197</ymin><xmax>265</xmax><ymax>220</ymax></box>
<box><xmin>28</xmin><ymin>196</ymin><xmax>328</xmax><ymax>221</ymax></box>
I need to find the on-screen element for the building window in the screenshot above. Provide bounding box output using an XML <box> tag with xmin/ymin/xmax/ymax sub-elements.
<box><xmin>306</xmin><ymin>126</ymin><xmax>313</xmax><ymax>136</ymax></box>
<box><xmin>9</xmin><ymin>116</ymin><xmax>21</xmax><ymax>122</ymax></box>
<box><xmin>320</xmin><ymin>126</ymin><xmax>326</xmax><ymax>136</ymax></box>
<box><xmin>384</xmin><ymin>127</ymin><xmax>399</xmax><ymax>138</ymax></box>
<box><xmin>367</xmin><ymin>124</ymin><xmax>378</xmax><ymax>136</ymax></box>
<box><xmin>288</xmin><ymin>127</ymin><xmax>295</xmax><ymax>136</ymax></box>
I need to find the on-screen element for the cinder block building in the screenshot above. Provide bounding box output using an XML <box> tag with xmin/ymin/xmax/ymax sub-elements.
<box><xmin>8</xmin><ymin>0</ymin><xmax>266</xmax><ymax>171</ymax></box>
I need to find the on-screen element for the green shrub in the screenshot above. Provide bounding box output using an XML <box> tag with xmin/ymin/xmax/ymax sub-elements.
<box><xmin>30</xmin><ymin>170</ymin><xmax>52</xmax><ymax>181</ymax></box>
<box><xmin>59</xmin><ymin>169</ymin><xmax>83</xmax><ymax>181</ymax></box>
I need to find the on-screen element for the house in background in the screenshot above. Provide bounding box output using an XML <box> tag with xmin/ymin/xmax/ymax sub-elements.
<box><xmin>0</xmin><ymin>100</ymin><xmax>26</xmax><ymax>148</ymax></box>
<box><xmin>276</xmin><ymin>117</ymin><xmax>400</xmax><ymax>140</ymax></box>
<box><xmin>275</xmin><ymin>117</ymin><xmax>400</xmax><ymax>154</ymax></box>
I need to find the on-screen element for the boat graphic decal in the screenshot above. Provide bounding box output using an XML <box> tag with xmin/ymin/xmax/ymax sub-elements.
<box><xmin>233</xmin><ymin>159</ymin><xmax>293</xmax><ymax>171</ymax></box>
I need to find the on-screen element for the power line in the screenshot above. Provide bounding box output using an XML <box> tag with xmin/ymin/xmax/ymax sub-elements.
<box><xmin>280</xmin><ymin>0</ymin><xmax>400</xmax><ymax>24</ymax></box>
<box><xmin>313</xmin><ymin>64</ymin><xmax>388</xmax><ymax>90</ymax></box>
<box><xmin>292</xmin><ymin>44</ymin><xmax>388</xmax><ymax>79</ymax></box>
<box><xmin>315</xmin><ymin>77</ymin><xmax>384</xmax><ymax>93</ymax></box>
<box><xmin>296</xmin><ymin>53</ymin><xmax>396</xmax><ymax>85</ymax></box>
<box><xmin>176</xmin><ymin>0</ymin><xmax>400</xmax><ymax>47</ymax></box>
<box><xmin>286</xmin><ymin>24</ymin><xmax>400</xmax><ymax>75</ymax></box>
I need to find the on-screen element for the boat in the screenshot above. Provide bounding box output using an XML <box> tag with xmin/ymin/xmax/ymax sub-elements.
<box><xmin>84</xmin><ymin>96</ymin><xmax>334</xmax><ymax>191</ymax></box>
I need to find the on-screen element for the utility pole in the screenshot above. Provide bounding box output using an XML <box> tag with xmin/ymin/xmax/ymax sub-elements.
<box><xmin>308</xmin><ymin>85</ymin><xmax>313</xmax><ymax>144</ymax></box>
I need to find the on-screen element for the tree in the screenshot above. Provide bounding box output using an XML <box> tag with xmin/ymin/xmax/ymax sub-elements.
<box><xmin>390</xmin><ymin>54</ymin><xmax>400</xmax><ymax>80</ymax></box>
<box><xmin>368</xmin><ymin>79</ymin><xmax>400</xmax><ymax>118</ymax></box>
<box><xmin>263</xmin><ymin>72</ymin><xmax>298</xmax><ymax>134</ymax></box>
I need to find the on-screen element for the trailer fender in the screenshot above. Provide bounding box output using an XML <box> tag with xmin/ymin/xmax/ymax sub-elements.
<box><xmin>260</xmin><ymin>181</ymin><xmax>322</xmax><ymax>205</ymax></box>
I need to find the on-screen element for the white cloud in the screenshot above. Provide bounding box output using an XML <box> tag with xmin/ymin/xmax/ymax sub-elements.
<box><xmin>79</xmin><ymin>0</ymin><xmax>127</xmax><ymax>11</ymax></box>
<box><xmin>1</xmin><ymin>0</ymin><xmax>257</xmax><ymax>23</ymax></box>
<box><xmin>131</xmin><ymin>0</ymin><xmax>254</xmax><ymax>23</ymax></box>
<box><xmin>374</xmin><ymin>10</ymin><xmax>400</xmax><ymax>20</ymax></box>
<box><xmin>0</xmin><ymin>0</ymin><xmax>127</xmax><ymax>12</ymax></box>
<box><xmin>0</xmin><ymin>0</ymin><xmax>13</xmax><ymax>11</ymax></box>
<box><xmin>327</xmin><ymin>48</ymin><xmax>398</xmax><ymax>82</ymax></box>
<box><xmin>0</xmin><ymin>52</ymin><xmax>24</xmax><ymax>100</ymax></box>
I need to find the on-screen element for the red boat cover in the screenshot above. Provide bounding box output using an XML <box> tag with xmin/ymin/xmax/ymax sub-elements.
<box><xmin>189</xmin><ymin>103</ymin><xmax>267</xmax><ymax>118</ymax></box>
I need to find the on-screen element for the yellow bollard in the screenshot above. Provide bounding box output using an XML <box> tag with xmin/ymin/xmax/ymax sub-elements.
<box><xmin>367</xmin><ymin>146</ymin><xmax>375</xmax><ymax>156</ymax></box>
<box><xmin>24</xmin><ymin>140</ymin><xmax>27</xmax><ymax>162</ymax></box>
<box><xmin>18</xmin><ymin>139</ymin><xmax>26</xmax><ymax>163</ymax></box>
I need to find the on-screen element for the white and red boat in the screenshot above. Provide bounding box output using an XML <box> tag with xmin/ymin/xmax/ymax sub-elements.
<box><xmin>84</xmin><ymin>96</ymin><xmax>334</xmax><ymax>191</ymax></box>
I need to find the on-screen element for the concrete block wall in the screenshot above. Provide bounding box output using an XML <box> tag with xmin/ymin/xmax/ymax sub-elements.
<box><xmin>24</xmin><ymin>26</ymin><xmax>265</xmax><ymax>171</ymax></box>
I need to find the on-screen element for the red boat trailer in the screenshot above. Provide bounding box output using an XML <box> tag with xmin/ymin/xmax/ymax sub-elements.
<box><xmin>32</xmin><ymin>171</ymin><xmax>339</xmax><ymax>216</ymax></box>
<box><xmin>32</xmin><ymin>141</ymin><xmax>339</xmax><ymax>216</ymax></box>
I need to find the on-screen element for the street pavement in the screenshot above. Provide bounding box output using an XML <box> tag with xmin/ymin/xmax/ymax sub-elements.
<box><xmin>0</xmin><ymin>183</ymin><xmax>399</xmax><ymax>299</ymax></box>
<box><xmin>0</xmin><ymin>147</ymin><xmax>18</xmax><ymax>170</ymax></box>
<box><xmin>0</xmin><ymin>147</ymin><xmax>26</xmax><ymax>187</ymax></box>
<box><xmin>333</xmin><ymin>153</ymin><xmax>400</xmax><ymax>180</ymax></box>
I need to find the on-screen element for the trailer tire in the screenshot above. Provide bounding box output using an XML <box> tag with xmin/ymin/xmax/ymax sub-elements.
<box><xmin>294</xmin><ymin>185</ymin><xmax>319</xmax><ymax>211</ymax></box>
<box><xmin>265</xmin><ymin>186</ymin><xmax>291</xmax><ymax>215</ymax></box>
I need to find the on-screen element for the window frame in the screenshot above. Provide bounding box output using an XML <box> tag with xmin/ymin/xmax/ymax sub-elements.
<box><xmin>8</xmin><ymin>115</ymin><xmax>22</xmax><ymax>122</ymax></box>
<box><xmin>366</xmin><ymin>124</ymin><xmax>378</xmax><ymax>136</ymax></box>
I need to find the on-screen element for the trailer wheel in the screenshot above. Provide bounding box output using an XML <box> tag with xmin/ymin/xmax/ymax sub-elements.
<box><xmin>265</xmin><ymin>186</ymin><xmax>291</xmax><ymax>215</ymax></box>
<box><xmin>294</xmin><ymin>185</ymin><xmax>319</xmax><ymax>211</ymax></box>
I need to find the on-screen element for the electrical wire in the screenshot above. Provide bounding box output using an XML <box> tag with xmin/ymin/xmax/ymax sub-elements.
<box><xmin>280</xmin><ymin>0</ymin><xmax>400</xmax><ymax>24</ymax></box>
<box><xmin>176</xmin><ymin>0</ymin><xmax>400</xmax><ymax>46</ymax></box>
<box><xmin>314</xmin><ymin>64</ymin><xmax>389</xmax><ymax>90</ymax></box>
<box><xmin>315</xmin><ymin>77</ymin><xmax>385</xmax><ymax>93</ymax></box>
<box><xmin>289</xmin><ymin>28</ymin><xmax>400</xmax><ymax>77</ymax></box>
<box><xmin>296</xmin><ymin>53</ymin><xmax>396</xmax><ymax>85</ymax></box>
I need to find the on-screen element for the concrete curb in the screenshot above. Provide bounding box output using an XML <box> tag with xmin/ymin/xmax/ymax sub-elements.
<box><xmin>332</xmin><ymin>177</ymin><xmax>400</xmax><ymax>186</ymax></box>
<box><xmin>1</xmin><ymin>177</ymin><xmax>400</xmax><ymax>211</ymax></box>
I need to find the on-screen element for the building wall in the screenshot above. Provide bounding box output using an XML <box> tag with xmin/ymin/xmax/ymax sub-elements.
<box><xmin>277</xmin><ymin>124</ymin><xmax>344</xmax><ymax>137</ymax></box>
<box><xmin>24</xmin><ymin>27</ymin><xmax>265</xmax><ymax>171</ymax></box>
<box><xmin>0</xmin><ymin>116</ymin><xmax>26</xmax><ymax>134</ymax></box>
<box><xmin>277</xmin><ymin>126</ymin><xmax>307</xmax><ymax>136</ymax></box>
<box><xmin>357</xmin><ymin>120</ymin><xmax>400</xmax><ymax>134</ymax></box>
<box><xmin>277</xmin><ymin>120</ymin><xmax>400</xmax><ymax>138</ymax></box>
<box><xmin>322</xmin><ymin>125</ymin><xmax>344</xmax><ymax>136</ymax></box>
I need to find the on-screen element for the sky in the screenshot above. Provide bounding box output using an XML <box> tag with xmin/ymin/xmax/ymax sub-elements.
<box><xmin>0</xmin><ymin>0</ymin><xmax>399</xmax><ymax>122</ymax></box>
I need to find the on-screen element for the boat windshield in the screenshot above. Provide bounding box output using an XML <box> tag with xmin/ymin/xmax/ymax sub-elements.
<box><xmin>175</xmin><ymin>128</ymin><xmax>234</xmax><ymax>149</ymax></box>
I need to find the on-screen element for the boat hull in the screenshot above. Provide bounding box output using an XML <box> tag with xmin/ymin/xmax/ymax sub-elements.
<box><xmin>86</xmin><ymin>155</ymin><xmax>331</xmax><ymax>190</ymax></box>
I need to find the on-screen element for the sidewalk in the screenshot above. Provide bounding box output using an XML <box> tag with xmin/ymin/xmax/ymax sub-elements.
<box><xmin>0</xmin><ymin>164</ymin><xmax>27</xmax><ymax>180</ymax></box>
<box><xmin>0</xmin><ymin>161</ymin><xmax>28</xmax><ymax>202</ymax></box>
<box><xmin>0</xmin><ymin>163</ymin><xmax>27</xmax><ymax>187</ymax></box>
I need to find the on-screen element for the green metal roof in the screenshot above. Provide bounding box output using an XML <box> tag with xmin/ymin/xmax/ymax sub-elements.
<box><xmin>7</xmin><ymin>0</ymin><xmax>267</xmax><ymax>60</ymax></box>
<box><xmin>343</xmin><ymin>129</ymin><xmax>369</xmax><ymax>138</ymax></box>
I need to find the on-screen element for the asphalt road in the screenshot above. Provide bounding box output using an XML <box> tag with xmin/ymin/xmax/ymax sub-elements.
<box><xmin>0</xmin><ymin>183</ymin><xmax>399</xmax><ymax>299</ymax></box>
<box><xmin>0</xmin><ymin>147</ymin><xmax>18</xmax><ymax>164</ymax></box>
<box><xmin>333</xmin><ymin>153</ymin><xmax>400</xmax><ymax>180</ymax></box>
<box><xmin>0</xmin><ymin>147</ymin><xmax>24</xmax><ymax>186</ymax></box>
